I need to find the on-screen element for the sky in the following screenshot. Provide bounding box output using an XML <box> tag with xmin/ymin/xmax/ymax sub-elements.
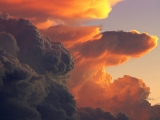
<box><xmin>88</xmin><ymin>0</ymin><xmax>160</xmax><ymax>105</ymax></box>
<box><xmin>0</xmin><ymin>0</ymin><xmax>160</xmax><ymax>120</ymax></box>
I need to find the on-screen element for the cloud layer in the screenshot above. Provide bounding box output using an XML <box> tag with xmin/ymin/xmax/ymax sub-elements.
<box><xmin>0</xmin><ymin>0</ymin><xmax>121</xmax><ymax>28</ymax></box>
<box><xmin>0</xmin><ymin>13</ymin><xmax>78</xmax><ymax>120</ymax></box>
<box><xmin>0</xmin><ymin>15</ymin><xmax>74</xmax><ymax>75</ymax></box>
<box><xmin>41</xmin><ymin>24</ymin><xmax>159</xmax><ymax>120</ymax></box>
<box><xmin>0</xmin><ymin>12</ymin><xmax>130</xmax><ymax>120</ymax></box>
<box><xmin>0</xmin><ymin>0</ymin><xmax>160</xmax><ymax>119</ymax></box>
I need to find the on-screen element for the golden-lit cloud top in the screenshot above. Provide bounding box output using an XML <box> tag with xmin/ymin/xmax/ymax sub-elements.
<box><xmin>41</xmin><ymin>25</ymin><xmax>102</xmax><ymax>47</ymax></box>
<box><xmin>41</xmin><ymin>25</ymin><xmax>159</xmax><ymax>120</ymax></box>
<box><xmin>0</xmin><ymin>0</ymin><xmax>121</xmax><ymax>28</ymax></box>
<box><xmin>0</xmin><ymin>0</ymin><xmax>159</xmax><ymax>119</ymax></box>
<box><xmin>42</xmin><ymin>25</ymin><xmax>158</xmax><ymax>67</ymax></box>
<box><xmin>73</xmin><ymin>30</ymin><xmax>158</xmax><ymax>59</ymax></box>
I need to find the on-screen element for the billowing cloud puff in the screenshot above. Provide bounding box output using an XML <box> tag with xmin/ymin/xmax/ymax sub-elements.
<box><xmin>75</xmin><ymin>75</ymin><xmax>160</xmax><ymax>120</ymax></box>
<box><xmin>78</xmin><ymin>107</ymin><xmax>129</xmax><ymax>120</ymax></box>
<box><xmin>76</xmin><ymin>75</ymin><xmax>151</xmax><ymax>120</ymax></box>
<box><xmin>151</xmin><ymin>105</ymin><xmax>160</xmax><ymax>119</ymax></box>
<box><xmin>74</xmin><ymin>30</ymin><xmax>158</xmax><ymax>58</ymax></box>
<box><xmin>0</xmin><ymin>12</ymin><xmax>132</xmax><ymax>120</ymax></box>
<box><xmin>1</xmin><ymin>0</ymin><xmax>160</xmax><ymax>118</ymax></box>
<box><xmin>0</xmin><ymin>0</ymin><xmax>121</xmax><ymax>28</ymax></box>
<box><xmin>41</xmin><ymin>24</ymin><xmax>159</xmax><ymax>120</ymax></box>
<box><xmin>70</xmin><ymin>30</ymin><xmax>158</xmax><ymax>70</ymax></box>
<box><xmin>0</xmin><ymin>49</ymin><xmax>79</xmax><ymax>120</ymax></box>
<box><xmin>0</xmin><ymin>15</ymin><xmax>74</xmax><ymax>75</ymax></box>
<box><xmin>41</xmin><ymin>25</ymin><xmax>102</xmax><ymax>48</ymax></box>
<box><xmin>0</xmin><ymin>13</ymin><xmax>79</xmax><ymax>120</ymax></box>
<box><xmin>42</xmin><ymin>25</ymin><xmax>158</xmax><ymax>89</ymax></box>
<box><xmin>0</xmin><ymin>11</ymin><xmax>10</xmax><ymax>20</ymax></box>
<box><xmin>0</xmin><ymin>32</ymin><xmax>19</xmax><ymax>56</ymax></box>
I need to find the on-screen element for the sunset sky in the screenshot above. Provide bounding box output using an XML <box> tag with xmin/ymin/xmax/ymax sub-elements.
<box><xmin>89</xmin><ymin>0</ymin><xmax>160</xmax><ymax>105</ymax></box>
<box><xmin>0</xmin><ymin>0</ymin><xmax>160</xmax><ymax>120</ymax></box>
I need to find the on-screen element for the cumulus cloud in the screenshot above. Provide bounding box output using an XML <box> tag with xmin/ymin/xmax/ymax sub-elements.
<box><xmin>76</xmin><ymin>75</ymin><xmax>152</xmax><ymax>120</ymax></box>
<box><xmin>78</xmin><ymin>107</ymin><xmax>129</xmax><ymax>120</ymax></box>
<box><xmin>41</xmin><ymin>25</ymin><xmax>102</xmax><ymax>48</ymax></box>
<box><xmin>41</xmin><ymin>23</ymin><xmax>159</xmax><ymax>120</ymax></box>
<box><xmin>0</xmin><ymin>15</ymin><xmax>74</xmax><ymax>75</ymax></box>
<box><xmin>0</xmin><ymin>11</ymin><xmax>10</xmax><ymax>20</ymax></box>
<box><xmin>43</xmin><ymin>25</ymin><xmax>157</xmax><ymax>89</ymax></box>
<box><xmin>0</xmin><ymin>12</ymin><xmax>131</xmax><ymax>120</ymax></box>
<box><xmin>0</xmin><ymin>13</ymin><xmax>79</xmax><ymax>120</ymax></box>
<box><xmin>0</xmin><ymin>0</ymin><xmax>121</xmax><ymax>28</ymax></box>
<box><xmin>73</xmin><ymin>30</ymin><xmax>158</xmax><ymax>58</ymax></box>
<box><xmin>0</xmin><ymin>49</ymin><xmax>79</xmax><ymax>120</ymax></box>
<box><xmin>0</xmin><ymin>32</ymin><xmax>19</xmax><ymax>56</ymax></box>
<box><xmin>0</xmin><ymin>0</ymin><xmax>160</xmax><ymax>119</ymax></box>
<box><xmin>151</xmin><ymin>105</ymin><xmax>160</xmax><ymax>119</ymax></box>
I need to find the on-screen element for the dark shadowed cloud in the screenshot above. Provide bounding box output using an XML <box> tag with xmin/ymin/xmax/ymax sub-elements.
<box><xmin>0</xmin><ymin>0</ymin><xmax>160</xmax><ymax>118</ymax></box>
<box><xmin>78</xmin><ymin>107</ymin><xmax>129</xmax><ymax>120</ymax></box>
<box><xmin>41</xmin><ymin>24</ymin><xmax>159</xmax><ymax>120</ymax></box>
<box><xmin>0</xmin><ymin>13</ymin><xmax>78</xmax><ymax>120</ymax></box>
<box><xmin>0</xmin><ymin>15</ymin><xmax>74</xmax><ymax>75</ymax></box>
<box><xmin>0</xmin><ymin>12</ymin><xmax>133</xmax><ymax>120</ymax></box>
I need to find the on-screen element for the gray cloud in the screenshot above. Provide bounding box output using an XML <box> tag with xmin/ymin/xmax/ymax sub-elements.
<box><xmin>0</xmin><ymin>13</ymin><xmax>78</xmax><ymax>120</ymax></box>
<box><xmin>78</xmin><ymin>107</ymin><xmax>129</xmax><ymax>120</ymax></box>
<box><xmin>0</xmin><ymin>32</ymin><xmax>19</xmax><ymax>57</ymax></box>
<box><xmin>0</xmin><ymin>15</ymin><xmax>74</xmax><ymax>75</ymax></box>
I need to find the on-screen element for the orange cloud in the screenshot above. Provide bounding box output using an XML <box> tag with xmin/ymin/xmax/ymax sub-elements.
<box><xmin>41</xmin><ymin>25</ymin><xmax>159</xmax><ymax>120</ymax></box>
<box><xmin>0</xmin><ymin>0</ymin><xmax>160</xmax><ymax>118</ymax></box>
<box><xmin>36</xmin><ymin>19</ymin><xmax>56</xmax><ymax>29</ymax></box>
<box><xmin>77</xmin><ymin>76</ymin><xmax>148</xmax><ymax>104</ymax></box>
<box><xmin>73</xmin><ymin>31</ymin><xmax>158</xmax><ymax>60</ymax></box>
<box><xmin>76</xmin><ymin>75</ymin><xmax>160</xmax><ymax>120</ymax></box>
<box><xmin>41</xmin><ymin>26</ymin><xmax>158</xmax><ymax>88</ymax></box>
<box><xmin>1</xmin><ymin>0</ymin><xmax>159</xmax><ymax>117</ymax></box>
<box><xmin>41</xmin><ymin>25</ymin><xmax>102</xmax><ymax>47</ymax></box>
<box><xmin>0</xmin><ymin>0</ymin><xmax>121</xmax><ymax>28</ymax></box>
